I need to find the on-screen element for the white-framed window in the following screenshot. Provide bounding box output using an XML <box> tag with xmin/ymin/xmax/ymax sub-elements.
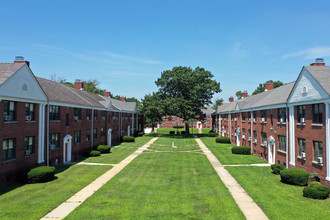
<box><xmin>24</xmin><ymin>136</ymin><xmax>35</xmax><ymax>156</ymax></box>
<box><xmin>278</xmin><ymin>135</ymin><xmax>286</xmax><ymax>151</ymax></box>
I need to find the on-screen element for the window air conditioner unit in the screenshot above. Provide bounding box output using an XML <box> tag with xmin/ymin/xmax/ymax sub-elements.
<box><xmin>74</xmin><ymin>116</ymin><xmax>79</xmax><ymax>121</ymax></box>
<box><xmin>280</xmin><ymin>118</ymin><xmax>284</xmax><ymax>123</ymax></box>
<box><xmin>300</xmin><ymin>118</ymin><xmax>305</xmax><ymax>123</ymax></box>
<box><xmin>242</xmin><ymin>135</ymin><xmax>246</xmax><ymax>139</ymax></box>
<box><xmin>261</xmin><ymin>117</ymin><xmax>265</xmax><ymax>122</ymax></box>
<box><xmin>235</xmin><ymin>118</ymin><xmax>237</xmax><ymax>121</ymax></box>
<box><xmin>234</xmin><ymin>133</ymin><xmax>236</xmax><ymax>136</ymax></box>
<box><xmin>263</xmin><ymin>140</ymin><xmax>267</xmax><ymax>145</ymax></box>
<box><xmin>87</xmin><ymin>116</ymin><xmax>90</xmax><ymax>120</ymax></box>
<box><xmin>317</xmin><ymin>157</ymin><xmax>323</xmax><ymax>164</ymax></box>
<box><xmin>86</xmin><ymin>138</ymin><xmax>89</xmax><ymax>141</ymax></box>
<box><xmin>254</xmin><ymin>139</ymin><xmax>257</xmax><ymax>143</ymax></box>
<box><xmin>50</xmin><ymin>144</ymin><xmax>56</xmax><ymax>150</ymax></box>
<box><xmin>25</xmin><ymin>115</ymin><xmax>32</xmax><ymax>121</ymax></box>
<box><xmin>301</xmin><ymin>152</ymin><xmax>306</xmax><ymax>158</ymax></box>
<box><xmin>248</xmin><ymin>137</ymin><xmax>251</xmax><ymax>141</ymax></box>
<box><xmin>253</xmin><ymin>118</ymin><xmax>256</xmax><ymax>122</ymax></box>
<box><xmin>25</xmin><ymin>150</ymin><xmax>31</xmax><ymax>156</ymax></box>
<box><xmin>4</xmin><ymin>115</ymin><xmax>11</xmax><ymax>121</ymax></box>
<box><xmin>248</xmin><ymin>118</ymin><xmax>251</xmax><ymax>122</ymax></box>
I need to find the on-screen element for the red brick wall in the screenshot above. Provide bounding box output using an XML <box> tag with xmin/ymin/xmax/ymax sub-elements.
<box><xmin>158</xmin><ymin>115</ymin><xmax>213</xmax><ymax>129</ymax></box>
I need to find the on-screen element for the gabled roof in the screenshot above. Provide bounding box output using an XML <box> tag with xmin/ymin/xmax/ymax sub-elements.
<box><xmin>305</xmin><ymin>66</ymin><xmax>330</xmax><ymax>95</ymax></box>
<box><xmin>0</xmin><ymin>63</ymin><xmax>25</xmax><ymax>85</ymax></box>
<box><xmin>109</xmin><ymin>98</ymin><xmax>137</xmax><ymax>112</ymax></box>
<box><xmin>201</xmin><ymin>107</ymin><xmax>215</xmax><ymax>116</ymax></box>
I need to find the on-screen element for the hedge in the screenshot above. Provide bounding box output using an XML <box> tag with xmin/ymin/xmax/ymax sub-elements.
<box><xmin>97</xmin><ymin>145</ymin><xmax>111</xmax><ymax>153</ymax></box>
<box><xmin>123</xmin><ymin>136</ymin><xmax>135</xmax><ymax>142</ymax></box>
<box><xmin>303</xmin><ymin>182</ymin><xmax>330</xmax><ymax>200</ymax></box>
<box><xmin>90</xmin><ymin>150</ymin><xmax>101</xmax><ymax>157</ymax></box>
<box><xmin>173</xmin><ymin>125</ymin><xmax>184</xmax><ymax>129</ymax></box>
<box><xmin>231</xmin><ymin>146</ymin><xmax>251</xmax><ymax>155</ymax></box>
<box><xmin>215</xmin><ymin>137</ymin><xmax>230</xmax><ymax>144</ymax></box>
<box><xmin>181</xmin><ymin>131</ymin><xmax>186</xmax><ymax>135</ymax></box>
<box><xmin>208</xmin><ymin>133</ymin><xmax>218</xmax><ymax>137</ymax></box>
<box><xmin>27</xmin><ymin>166</ymin><xmax>55</xmax><ymax>183</ymax></box>
<box><xmin>280</xmin><ymin>168</ymin><xmax>309</xmax><ymax>186</ymax></box>
<box><xmin>209</xmin><ymin>130</ymin><xmax>216</xmax><ymax>133</ymax></box>
<box><xmin>138</xmin><ymin>132</ymin><xmax>144</xmax><ymax>136</ymax></box>
<box><xmin>271</xmin><ymin>164</ymin><xmax>286</xmax><ymax>175</ymax></box>
<box><xmin>169</xmin><ymin>131</ymin><xmax>175</xmax><ymax>135</ymax></box>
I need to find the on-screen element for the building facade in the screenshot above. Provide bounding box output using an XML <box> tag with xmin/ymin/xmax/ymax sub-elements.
<box><xmin>214</xmin><ymin>59</ymin><xmax>330</xmax><ymax>187</ymax></box>
<box><xmin>0</xmin><ymin>58</ymin><xmax>141</xmax><ymax>187</ymax></box>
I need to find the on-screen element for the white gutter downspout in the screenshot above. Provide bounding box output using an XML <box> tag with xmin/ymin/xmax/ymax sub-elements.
<box><xmin>91</xmin><ymin>108</ymin><xmax>94</xmax><ymax>149</ymax></box>
<box><xmin>285</xmin><ymin>104</ymin><xmax>289</xmax><ymax>168</ymax></box>
<box><xmin>46</xmin><ymin>100</ymin><xmax>50</xmax><ymax>166</ymax></box>
<box><xmin>250</xmin><ymin>109</ymin><xmax>253</xmax><ymax>154</ymax></box>
<box><xmin>229</xmin><ymin>111</ymin><xmax>231</xmax><ymax>138</ymax></box>
<box><xmin>132</xmin><ymin>113</ymin><xmax>134</xmax><ymax>136</ymax></box>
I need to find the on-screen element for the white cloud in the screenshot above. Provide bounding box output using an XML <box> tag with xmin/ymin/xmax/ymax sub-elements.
<box><xmin>282</xmin><ymin>46</ymin><xmax>330</xmax><ymax>60</ymax></box>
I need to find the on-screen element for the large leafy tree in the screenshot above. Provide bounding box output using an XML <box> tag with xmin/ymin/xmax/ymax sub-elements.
<box><xmin>141</xmin><ymin>92</ymin><xmax>164</xmax><ymax>132</ymax></box>
<box><xmin>212</xmin><ymin>98</ymin><xmax>224</xmax><ymax>110</ymax></box>
<box><xmin>235</xmin><ymin>90</ymin><xmax>242</xmax><ymax>100</ymax></box>
<box><xmin>155</xmin><ymin>66</ymin><xmax>221</xmax><ymax>135</ymax></box>
<box><xmin>252</xmin><ymin>80</ymin><xmax>284</xmax><ymax>95</ymax></box>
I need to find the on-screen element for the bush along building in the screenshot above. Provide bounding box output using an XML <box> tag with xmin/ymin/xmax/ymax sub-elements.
<box><xmin>157</xmin><ymin>107</ymin><xmax>215</xmax><ymax>129</ymax></box>
<box><xmin>0</xmin><ymin>58</ymin><xmax>141</xmax><ymax>187</ymax></box>
<box><xmin>214</xmin><ymin>59</ymin><xmax>330</xmax><ymax>187</ymax></box>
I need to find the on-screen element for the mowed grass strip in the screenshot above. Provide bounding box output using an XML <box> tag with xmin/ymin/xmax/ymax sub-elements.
<box><xmin>116</xmin><ymin>136</ymin><xmax>155</xmax><ymax>147</ymax></box>
<box><xmin>149</xmin><ymin>136</ymin><xmax>200</xmax><ymax>151</ymax></box>
<box><xmin>156</xmin><ymin>128</ymin><xmax>211</xmax><ymax>135</ymax></box>
<box><xmin>226</xmin><ymin>166</ymin><xmax>330</xmax><ymax>220</ymax></box>
<box><xmin>66</xmin><ymin>152</ymin><xmax>245</xmax><ymax>219</ymax></box>
<box><xmin>200</xmin><ymin>137</ymin><xmax>267</xmax><ymax>165</ymax></box>
<box><xmin>0</xmin><ymin>165</ymin><xmax>111</xmax><ymax>220</ymax></box>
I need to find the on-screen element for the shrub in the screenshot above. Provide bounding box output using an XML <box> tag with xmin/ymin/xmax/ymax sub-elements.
<box><xmin>176</xmin><ymin>131</ymin><xmax>180</xmax><ymax>135</ymax></box>
<box><xmin>215</xmin><ymin>137</ymin><xmax>230</xmax><ymax>144</ymax></box>
<box><xmin>280</xmin><ymin>168</ymin><xmax>309</xmax><ymax>186</ymax></box>
<box><xmin>27</xmin><ymin>166</ymin><xmax>55</xmax><ymax>184</ymax></box>
<box><xmin>303</xmin><ymin>182</ymin><xmax>330</xmax><ymax>200</ymax></box>
<box><xmin>97</xmin><ymin>145</ymin><xmax>111</xmax><ymax>154</ymax></box>
<box><xmin>181</xmin><ymin>131</ymin><xmax>186</xmax><ymax>135</ymax></box>
<box><xmin>208</xmin><ymin>133</ymin><xmax>217</xmax><ymax>137</ymax></box>
<box><xmin>90</xmin><ymin>150</ymin><xmax>101</xmax><ymax>157</ymax></box>
<box><xmin>271</xmin><ymin>164</ymin><xmax>286</xmax><ymax>175</ymax></box>
<box><xmin>123</xmin><ymin>136</ymin><xmax>135</xmax><ymax>142</ymax></box>
<box><xmin>209</xmin><ymin>130</ymin><xmax>216</xmax><ymax>133</ymax></box>
<box><xmin>173</xmin><ymin>125</ymin><xmax>184</xmax><ymax>129</ymax></box>
<box><xmin>231</xmin><ymin>146</ymin><xmax>251</xmax><ymax>155</ymax></box>
<box><xmin>169</xmin><ymin>131</ymin><xmax>175</xmax><ymax>135</ymax></box>
<box><xmin>138</xmin><ymin>132</ymin><xmax>144</xmax><ymax>137</ymax></box>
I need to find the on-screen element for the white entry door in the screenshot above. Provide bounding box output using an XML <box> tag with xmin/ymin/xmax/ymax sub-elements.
<box><xmin>63</xmin><ymin>134</ymin><xmax>72</xmax><ymax>163</ymax></box>
<box><xmin>268</xmin><ymin>136</ymin><xmax>275</xmax><ymax>164</ymax></box>
<box><xmin>107</xmin><ymin>128</ymin><xmax>112</xmax><ymax>146</ymax></box>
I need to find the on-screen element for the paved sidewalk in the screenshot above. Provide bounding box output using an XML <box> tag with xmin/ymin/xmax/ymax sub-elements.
<box><xmin>195</xmin><ymin>137</ymin><xmax>268</xmax><ymax>220</ymax></box>
<box><xmin>41</xmin><ymin>137</ymin><xmax>159</xmax><ymax>220</ymax></box>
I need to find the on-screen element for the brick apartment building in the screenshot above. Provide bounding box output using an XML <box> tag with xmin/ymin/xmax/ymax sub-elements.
<box><xmin>157</xmin><ymin>107</ymin><xmax>215</xmax><ymax>129</ymax></box>
<box><xmin>0</xmin><ymin>58</ymin><xmax>141</xmax><ymax>187</ymax></box>
<box><xmin>214</xmin><ymin>59</ymin><xmax>330</xmax><ymax>186</ymax></box>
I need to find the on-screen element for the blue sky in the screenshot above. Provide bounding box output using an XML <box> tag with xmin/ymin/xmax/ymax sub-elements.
<box><xmin>1</xmin><ymin>0</ymin><xmax>330</xmax><ymax>103</ymax></box>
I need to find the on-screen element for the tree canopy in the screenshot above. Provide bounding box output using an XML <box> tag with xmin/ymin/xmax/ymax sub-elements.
<box><xmin>235</xmin><ymin>90</ymin><xmax>242</xmax><ymax>100</ymax></box>
<box><xmin>212</xmin><ymin>98</ymin><xmax>224</xmax><ymax>110</ymax></box>
<box><xmin>141</xmin><ymin>92</ymin><xmax>164</xmax><ymax>131</ymax></box>
<box><xmin>252</xmin><ymin>80</ymin><xmax>284</xmax><ymax>95</ymax></box>
<box><xmin>155</xmin><ymin>66</ymin><xmax>221</xmax><ymax>134</ymax></box>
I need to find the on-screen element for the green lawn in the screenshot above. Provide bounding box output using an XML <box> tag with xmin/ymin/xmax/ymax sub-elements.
<box><xmin>80</xmin><ymin>147</ymin><xmax>139</xmax><ymax>164</ymax></box>
<box><xmin>149</xmin><ymin>136</ymin><xmax>200</xmax><ymax>151</ymax></box>
<box><xmin>200</xmin><ymin>137</ymin><xmax>267</xmax><ymax>164</ymax></box>
<box><xmin>66</xmin><ymin>152</ymin><xmax>245</xmax><ymax>219</ymax></box>
<box><xmin>156</xmin><ymin>127</ymin><xmax>211</xmax><ymax>135</ymax></box>
<box><xmin>0</xmin><ymin>165</ymin><xmax>111</xmax><ymax>220</ymax></box>
<box><xmin>116</xmin><ymin>136</ymin><xmax>155</xmax><ymax>147</ymax></box>
<box><xmin>226</xmin><ymin>166</ymin><xmax>330</xmax><ymax>220</ymax></box>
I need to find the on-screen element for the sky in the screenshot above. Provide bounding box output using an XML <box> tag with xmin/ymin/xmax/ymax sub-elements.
<box><xmin>1</xmin><ymin>0</ymin><xmax>330</xmax><ymax>104</ymax></box>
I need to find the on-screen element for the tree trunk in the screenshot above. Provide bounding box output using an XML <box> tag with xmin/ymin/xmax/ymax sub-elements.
<box><xmin>185</xmin><ymin>123</ymin><xmax>190</xmax><ymax>135</ymax></box>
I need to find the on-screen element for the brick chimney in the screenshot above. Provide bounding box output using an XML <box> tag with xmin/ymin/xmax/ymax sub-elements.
<box><xmin>74</xmin><ymin>79</ymin><xmax>84</xmax><ymax>90</ymax></box>
<box><xmin>242</xmin><ymin>90</ymin><xmax>248</xmax><ymax>98</ymax></box>
<box><xmin>104</xmin><ymin>91</ymin><xmax>111</xmax><ymax>97</ymax></box>
<box><xmin>310</xmin><ymin>58</ymin><xmax>325</xmax><ymax>66</ymax></box>
<box><xmin>14</xmin><ymin>56</ymin><xmax>30</xmax><ymax>67</ymax></box>
<box><xmin>229</xmin><ymin>96</ymin><xmax>234</xmax><ymax>102</ymax></box>
<box><xmin>265</xmin><ymin>83</ymin><xmax>274</xmax><ymax>91</ymax></box>
<box><xmin>121</xmin><ymin>97</ymin><xmax>126</xmax><ymax>102</ymax></box>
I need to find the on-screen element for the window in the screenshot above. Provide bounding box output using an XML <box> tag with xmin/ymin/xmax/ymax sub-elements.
<box><xmin>278</xmin><ymin>135</ymin><xmax>286</xmax><ymax>151</ymax></box>
<box><xmin>24</xmin><ymin>136</ymin><xmax>35</xmax><ymax>156</ymax></box>
<box><xmin>66</xmin><ymin>113</ymin><xmax>69</xmax><ymax>127</ymax></box>
<box><xmin>242</xmin><ymin>128</ymin><xmax>246</xmax><ymax>138</ymax></box>
<box><xmin>86</xmin><ymin>109</ymin><xmax>91</xmax><ymax>120</ymax></box>
<box><xmin>2</xmin><ymin>139</ymin><xmax>15</xmax><ymax>161</ymax></box>
<box><xmin>25</xmin><ymin>103</ymin><xmax>35</xmax><ymax>121</ymax></box>
<box><xmin>94</xmin><ymin>128</ymin><xmax>97</xmax><ymax>139</ymax></box>
<box><xmin>278</xmin><ymin>108</ymin><xmax>286</xmax><ymax>122</ymax></box>
<box><xmin>74</xmin><ymin>131</ymin><xmax>81</xmax><ymax>145</ymax></box>
<box><xmin>261</xmin><ymin>132</ymin><xmax>267</xmax><ymax>145</ymax></box>
<box><xmin>261</xmin><ymin>110</ymin><xmax>267</xmax><ymax>122</ymax></box>
<box><xmin>253</xmin><ymin>131</ymin><xmax>257</xmax><ymax>143</ymax></box>
<box><xmin>313</xmin><ymin>104</ymin><xmax>323</xmax><ymax>124</ymax></box>
<box><xmin>94</xmin><ymin>110</ymin><xmax>98</xmax><ymax>120</ymax></box>
<box><xmin>100</xmin><ymin>128</ymin><xmax>105</xmax><ymax>138</ymax></box>
<box><xmin>298</xmin><ymin>138</ymin><xmax>306</xmax><ymax>156</ymax></box>
<box><xmin>86</xmin><ymin>130</ymin><xmax>91</xmax><ymax>142</ymax></box>
<box><xmin>74</xmin><ymin>108</ymin><xmax>81</xmax><ymax>121</ymax></box>
<box><xmin>297</xmin><ymin>105</ymin><xmax>305</xmax><ymax>123</ymax></box>
<box><xmin>50</xmin><ymin>133</ymin><xmax>60</xmax><ymax>149</ymax></box>
<box><xmin>242</xmin><ymin>112</ymin><xmax>246</xmax><ymax>121</ymax></box>
<box><xmin>3</xmin><ymin>101</ymin><xmax>16</xmax><ymax>121</ymax></box>
<box><xmin>101</xmin><ymin>111</ymin><xmax>105</xmax><ymax>120</ymax></box>
<box><xmin>50</xmin><ymin>105</ymin><xmax>60</xmax><ymax>120</ymax></box>
<box><xmin>253</xmin><ymin>111</ymin><xmax>257</xmax><ymax>122</ymax></box>
<box><xmin>313</xmin><ymin>141</ymin><xmax>323</xmax><ymax>162</ymax></box>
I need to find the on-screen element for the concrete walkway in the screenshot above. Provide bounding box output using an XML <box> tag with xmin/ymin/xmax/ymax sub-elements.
<box><xmin>198</xmin><ymin>128</ymin><xmax>203</xmax><ymax>134</ymax></box>
<box><xmin>195</xmin><ymin>137</ymin><xmax>268</xmax><ymax>220</ymax></box>
<box><xmin>41</xmin><ymin>137</ymin><xmax>159</xmax><ymax>220</ymax></box>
